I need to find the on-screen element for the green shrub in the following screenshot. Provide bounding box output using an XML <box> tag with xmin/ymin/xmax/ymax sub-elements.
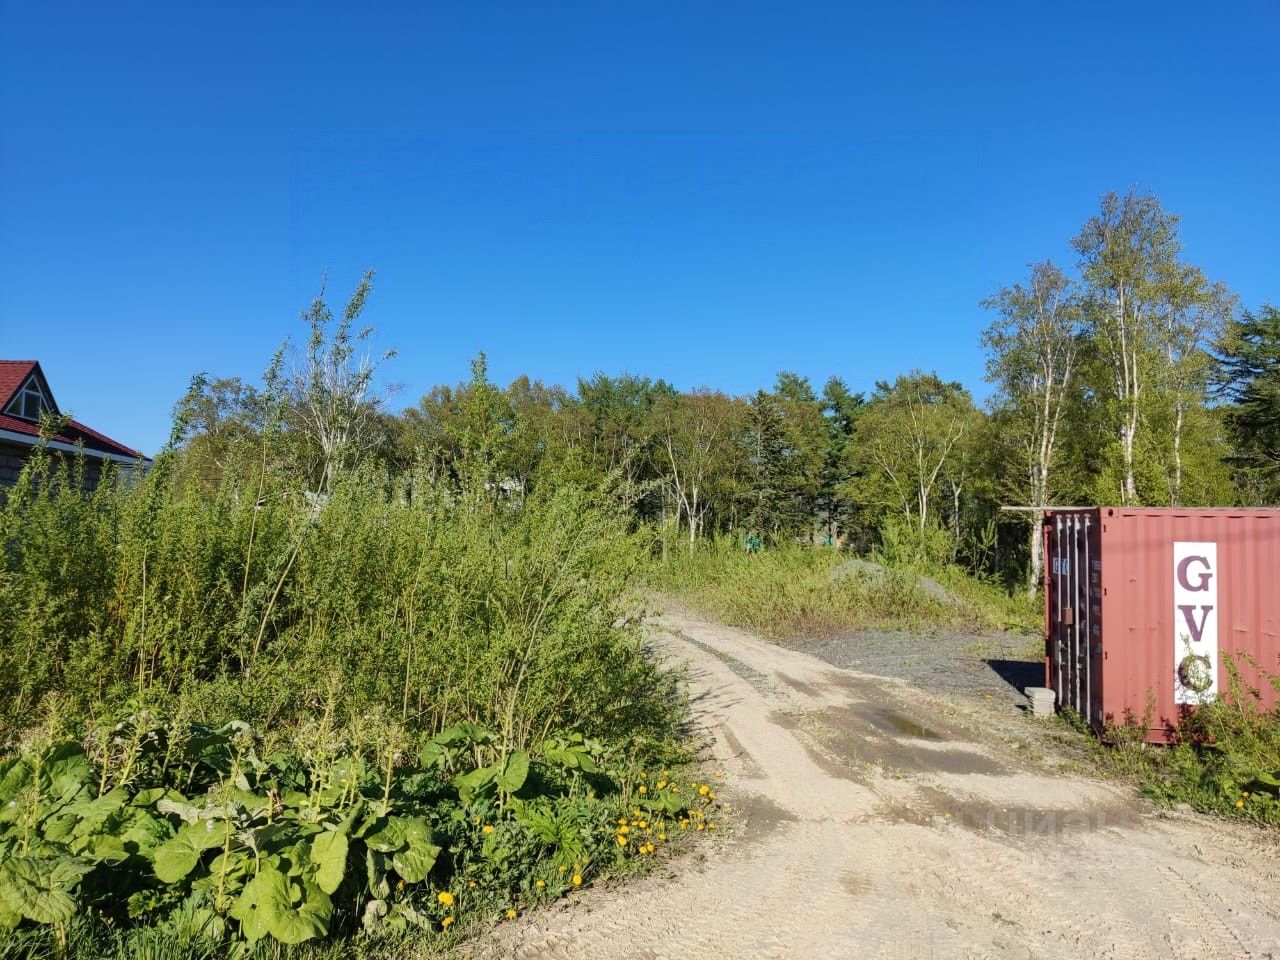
<box><xmin>0</xmin><ymin>452</ymin><xmax>680</xmax><ymax>752</ymax></box>
<box><xmin>1138</xmin><ymin>659</ymin><xmax>1280</xmax><ymax>825</ymax></box>
<box><xmin>0</xmin><ymin>713</ymin><xmax>708</xmax><ymax>953</ymax></box>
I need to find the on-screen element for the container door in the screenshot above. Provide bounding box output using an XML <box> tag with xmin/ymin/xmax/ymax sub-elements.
<box><xmin>1049</xmin><ymin>513</ymin><xmax>1096</xmax><ymax>723</ymax></box>
<box><xmin>1086</xmin><ymin>516</ymin><xmax>1103</xmax><ymax>730</ymax></box>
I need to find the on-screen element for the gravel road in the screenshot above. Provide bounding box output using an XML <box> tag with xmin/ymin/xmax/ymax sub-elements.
<box><xmin>469</xmin><ymin>609</ymin><xmax>1280</xmax><ymax>960</ymax></box>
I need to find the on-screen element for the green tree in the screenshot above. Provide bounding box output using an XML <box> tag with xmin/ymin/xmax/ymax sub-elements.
<box><xmin>744</xmin><ymin>389</ymin><xmax>789</xmax><ymax>539</ymax></box>
<box><xmin>1218</xmin><ymin>305</ymin><xmax>1280</xmax><ymax>503</ymax></box>
<box><xmin>1072</xmin><ymin>190</ymin><xmax>1227</xmax><ymax>505</ymax></box>
<box><xmin>818</xmin><ymin>377</ymin><xmax>863</xmax><ymax>545</ymax></box>
<box><xmin>844</xmin><ymin>371</ymin><xmax>980</xmax><ymax>535</ymax></box>
<box><xmin>980</xmin><ymin>261</ymin><xmax>1082</xmax><ymax>594</ymax></box>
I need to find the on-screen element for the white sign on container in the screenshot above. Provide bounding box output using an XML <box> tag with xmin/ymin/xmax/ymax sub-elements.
<box><xmin>1172</xmin><ymin>541</ymin><xmax>1218</xmax><ymax>705</ymax></box>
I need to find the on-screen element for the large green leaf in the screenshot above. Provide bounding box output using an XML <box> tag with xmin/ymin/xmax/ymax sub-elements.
<box><xmin>390</xmin><ymin>819</ymin><xmax>439</xmax><ymax>883</ymax></box>
<box><xmin>0</xmin><ymin>758</ymin><xmax>30</xmax><ymax>807</ymax></box>
<box><xmin>41</xmin><ymin>743</ymin><xmax>93</xmax><ymax>805</ymax></box>
<box><xmin>230</xmin><ymin>866</ymin><xmax>330</xmax><ymax>944</ymax></box>
<box><xmin>309</xmin><ymin>831</ymin><xmax>348</xmax><ymax>894</ymax></box>
<box><xmin>452</xmin><ymin>764</ymin><xmax>497</xmax><ymax>803</ymax></box>
<box><xmin>154</xmin><ymin>820</ymin><xmax>233</xmax><ymax>883</ymax></box>
<box><xmin>43</xmin><ymin>788</ymin><xmax>128</xmax><ymax>843</ymax></box>
<box><xmin>496</xmin><ymin>750</ymin><xmax>530</xmax><ymax>795</ymax></box>
<box><xmin>0</xmin><ymin>856</ymin><xmax>91</xmax><ymax>924</ymax></box>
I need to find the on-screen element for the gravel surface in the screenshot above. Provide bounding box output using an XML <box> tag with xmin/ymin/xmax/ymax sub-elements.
<box><xmin>785</xmin><ymin>627</ymin><xmax>1044</xmax><ymax>709</ymax></box>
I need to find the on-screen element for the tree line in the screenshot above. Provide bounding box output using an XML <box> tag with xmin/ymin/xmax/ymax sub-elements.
<box><xmin>178</xmin><ymin>189</ymin><xmax>1279</xmax><ymax>595</ymax></box>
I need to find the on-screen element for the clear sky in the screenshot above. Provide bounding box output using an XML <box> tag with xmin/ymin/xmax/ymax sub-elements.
<box><xmin>2</xmin><ymin>1</ymin><xmax>1278</xmax><ymax>455</ymax></box>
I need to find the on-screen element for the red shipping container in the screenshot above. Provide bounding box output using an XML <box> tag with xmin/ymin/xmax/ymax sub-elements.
<box><xmin>1043</xmin><ymin>507</ymin><xmax>1280</xmax><ymax>743</ymax></box>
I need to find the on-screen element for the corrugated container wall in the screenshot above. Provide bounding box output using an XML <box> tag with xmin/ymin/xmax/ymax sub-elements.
<box><xmin>1044</xmin><ymin>508</ymin><xmax>1280</xmax><ymax>743</ymax></box>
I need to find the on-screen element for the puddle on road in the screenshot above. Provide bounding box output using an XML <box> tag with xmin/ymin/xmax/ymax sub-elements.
<box><xmin>859</xmin><ymin>707</ymin><xmax>942</xmax><ymax>740</ymax></box>
<box><xmin>802</xmin><ymin>705</ymin><xmax>1011</xmax><ymax>778</ymax></box>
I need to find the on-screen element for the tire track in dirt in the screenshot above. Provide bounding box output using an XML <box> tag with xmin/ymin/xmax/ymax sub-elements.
<box><xmin>468</xmin><ymin>610</ymin><xmax>1280</xmax><ymax>960</ymax></box>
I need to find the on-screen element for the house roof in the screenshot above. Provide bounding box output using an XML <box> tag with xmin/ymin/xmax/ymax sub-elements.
<box><xmin>0</xmin><ymin>360</ymin><xmax>147</xmax><ymax>462</ymax></box>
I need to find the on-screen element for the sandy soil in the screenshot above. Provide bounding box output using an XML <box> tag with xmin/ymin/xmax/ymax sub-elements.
<box><xmin>467</xmin><ymin>610</ymin><xmax>1280</xmax><ymax>960</ymax></box>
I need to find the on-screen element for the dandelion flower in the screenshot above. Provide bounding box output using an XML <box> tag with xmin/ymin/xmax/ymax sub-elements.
<box><xmin>659</xmin><ymin>833</ymin><xmax>666</xmax><ymax>841</ymax></box>
<box><xmin>572</xmin><ymin>874</ymin><xmax>583</xmax><ymax>886</ymax></box>
<box><xmin>699</xmin><ymin>785</ymin><xmax>710</xmax><ymax>796</ymax></box>
<box><xmin>1236</xmin><ymin>800</ymin><xmax>1245</xmax><ymax>808</ymax></box>
<box><xmin>696</xmin><ymin>823</ymin><xmax>705</xmax><ymax>831</ymax></box>
<box><xmin>442</xmin><ymin>916</ymin><xmax>454</xmax><ymax>929</ymax></box>
<box><xmin>657</xmin><ymin>780</ymin><xmax>667</xmax><ymax>789</ymax></box>
<box><xmin>535</xmin><ymin>879</ymin><xmax>545</xmax><ymax>889</ymax></box>
<box><xmin>482</xmin><ymin>824</ymin><xmax>494</xmax><ymax>835</ymax></box>
<box><xmin>437</xmin><ymin>891</ymin><xmax>455</xmax><ymax>907</ymax></box>
<box><xmin>616</xmin><ymin>835</ymin><xmax>628</xmax><ymax>847</ymax></box>
<box><xmin>638</xmin><ymin>785</ymin><xmax>648</xmax><ymax>794</ymax></box>
<box><xmin>506</xmin><ymin>908</ymin><xmax>518</xmax><ymax>920</ymax></box>
<box><xmin>558</xmin><ymin>864</ymin><xmax>567</xmax><ymax>873</ymax></box>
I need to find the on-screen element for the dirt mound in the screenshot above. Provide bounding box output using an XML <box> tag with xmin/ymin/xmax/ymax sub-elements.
<box><xmin>830</xmin><ymin>557</ymin><xmax>956</xmax><ymax>604</ymax></box>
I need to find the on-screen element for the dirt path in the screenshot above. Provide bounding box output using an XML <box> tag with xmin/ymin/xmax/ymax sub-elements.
<box><xmin>471</xmin><ymin>611</ymin><xmax>1280</xmax><ymax>960</ymax></box>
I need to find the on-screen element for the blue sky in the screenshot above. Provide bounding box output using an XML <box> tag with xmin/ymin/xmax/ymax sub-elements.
<box><xmin>2</xmin><ymin>1</ymin><xmax>1278</xmax><ymax>455</ymax></box>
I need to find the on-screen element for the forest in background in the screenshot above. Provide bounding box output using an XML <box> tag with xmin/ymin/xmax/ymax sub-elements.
<box><xmin>2</xmin><ymin>187</ymin><xmax>1279</xmax><ymax>957</ymax></box>
<box><xmin>179</xmin><ymin>188</ymin><xmax>1280</xmax><ymax>596</ymax></box>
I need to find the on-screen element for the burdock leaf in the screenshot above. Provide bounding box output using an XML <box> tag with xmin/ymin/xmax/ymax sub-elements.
<box><xmin>154</xmin><ymin>820</ymin><xmax>231</xmax><ymax>883</ymax></box>
<box><xmin>0</xmin><ymin>857</ymin><xmax>91</xmax><ymax>924</ymax></box>
<box><xmin>309</xmin><ymin>831</ymin><xmax>348</xmax><ymax>894</ymax></box>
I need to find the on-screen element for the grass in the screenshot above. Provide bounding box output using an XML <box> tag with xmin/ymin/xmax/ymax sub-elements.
<box><xmin>648</xmin><ymin>538</ymin><xmax>1037</xmax><ymax>640</ymax></box>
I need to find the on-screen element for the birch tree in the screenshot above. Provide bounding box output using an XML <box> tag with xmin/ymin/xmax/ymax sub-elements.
<box><xmin>1160</xmin><ymin>277</ymin><xmax>1235</xmax><ymax>505</ymax></box>
<box><xmin>1072</xmin><ymin>191</ymin><xmax>1181</xmax><ymax>504</ymax></box>
<box><xmin>848</xmin><ymin>372</ymin><xmax>978</xmax><ymax>533</ymax></box>
<box><xmin>980</xmin><ymin>261</ymin><xmax>1081</xmax><ymax>596</ymax></box>
<box><xmin>287</xmin><ymin>270</ymin><xmax>397</xmax><ymax>493</ymax></box>
<box><xmin>651</xmin><ymin>390</ymin><xmax>743</xmax><ymax>547</ymax></box>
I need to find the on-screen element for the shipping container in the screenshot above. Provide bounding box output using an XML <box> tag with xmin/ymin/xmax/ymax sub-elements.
<box><xmin>1043</xmin><ymin>507</ymin><xmax>1280</xmax><ymax>743</ymax></box>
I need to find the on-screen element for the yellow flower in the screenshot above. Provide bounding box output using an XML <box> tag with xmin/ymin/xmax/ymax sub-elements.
<box><xmin>699</xmin><ymin>785</ymin><xmax>710</xmax><ymax>796</ymax></box>
<box><xmin>572</xmin><ymin>873</ymin><xmax>583</xmax><ymax>886</ymax></box>
<box><xmin>618</xmin><ymin>818</ymin><xmax>628</xmax><ymax>826</ymax></box>
<box><xmin>506</xmin><ymin>908</ymin><xmax>518</xmax><ymax>920</ymax></box>
<box><xmin>696</xmin><ymin>822</ymin><xmax>705</xmax><ymax>831</ymax></box>
<box><xmin>618</xmin><ymin>824</ymin><xmax>629</xmax><ymax>834</ymax></box>
<box><xmin>437</xmin><ymin>891</ymin><xmax>455</xmax><ymax>907</ymax></box>
<box><xmin>638</xmin><ymin>785</ymin><xmax>648</xmax><ymax>794</ymax></box>
<box><xmin>558</xmin><ymin>864</ymin><xmax>567</xmax><ymax>873</ymax></box>
<box><xmin>482</xmin><ymin>824</ymin><xmax>494</xmax><ymax>835</ymax></box>
<box><xmin>442</xmin><ymin>915</ymin><xmax>454</xmax><ymax>929</ymax></box>
<box><xmin>657</xmin><ymin>780</ymin><xmax>667</xmax><ymax>789</ymax></box>
<box><xmin>535</xmin><ymin>879</ymin><xmax>545</xmax><ymax>889</ymax></box>
<box><xmin>616</xmin><ymin>835</ymin><xmax>628</xmax><ymax>847</ymax></box>
<box><xmin>659</xmin><ymin>833</ymin><xmax>666</xmax><ymax>841</ymax></box>
<box><xmin>708</xmin><ymin>822</ymin><xmax>717</xmax><ymax>830</ymax></box>
<box><xmin>1236</xmin><ymin>800</ymin><xmax>1245</xmax><ymax>808</ymax></box>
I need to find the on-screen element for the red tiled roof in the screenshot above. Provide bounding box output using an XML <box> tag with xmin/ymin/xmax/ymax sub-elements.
<box><xmin>0</xmin><ymin>360</ymin><xmax>146</xmax><ymax>461</ymax></box>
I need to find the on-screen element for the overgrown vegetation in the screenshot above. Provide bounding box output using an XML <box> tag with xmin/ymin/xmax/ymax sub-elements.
<box><xmin>0</xmin><ymin>282</ymin><xmax>702</xmax><ymax>956</ymax></box>
<box><xmin>0</xmin><ymin>712</ymin><xmax>718</xmax><ymax>958</ymax></box>
<box><xmin>650</xmin><ymin>537</ymin><xmax>1037</xmax><ymax>640</ymax></box>
<box><xmin>1052</xmin><ymin>659</ymin><xmax>1280</xmax><ymax>827</ymax></box>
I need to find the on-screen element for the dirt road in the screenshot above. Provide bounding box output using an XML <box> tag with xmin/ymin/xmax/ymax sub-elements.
<box><xmin>473</xmin><ymin>611</ymin><xmax>1280</xmax><ymax>959</ymax></box>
